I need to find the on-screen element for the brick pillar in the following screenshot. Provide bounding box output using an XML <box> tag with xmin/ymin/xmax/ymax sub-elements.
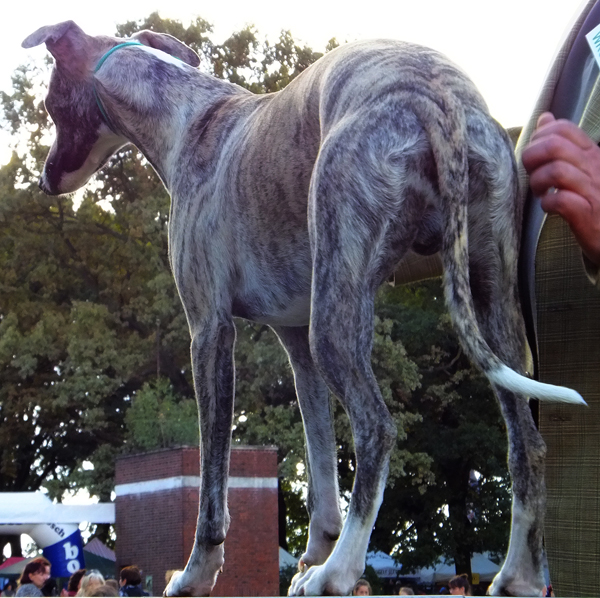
<box><xmin>115</xmin><ymin>446</ymin><xmax>279</xmax><ymax>596</ymax></box>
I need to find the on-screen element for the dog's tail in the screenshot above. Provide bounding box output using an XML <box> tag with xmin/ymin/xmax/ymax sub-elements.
<box><xmin>417</xmin><ymin>90</ymin><xmax>585</xmax><ymax>406</ymax></box>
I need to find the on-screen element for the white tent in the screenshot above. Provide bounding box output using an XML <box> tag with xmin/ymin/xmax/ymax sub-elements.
<box><xmin>0</xmin><ymin>492</ymin><xmax>114</xmax><ymax>524</ymax></box>
<box><xmin>365</xmin><ymin>551</ymin><xmax>501</xmax><ymax>584</ymax></box>
<box><xmin>418</xmin><ymin>553</ymin><xmax>501</xmax><ymax>584</ymax></box>
<box><xmin>279</xmin><ymin>547</ymin><xmax>299</xmax><ymax>570</ymax></box>
<box><xmin>0</xmin><ymin>558</ymin><xmax>32</xmax><ymax>576</ymax></box>
<box><xmin>366</xmin><ymin>551</ymin><xmax>413</xmax><ymax>579</ymax></box>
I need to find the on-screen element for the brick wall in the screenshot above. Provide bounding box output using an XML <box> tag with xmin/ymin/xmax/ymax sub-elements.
<box><xmin>115</xmin><ymin>446</ymin><xmax>279</xmax><ymax>596</ymax></box>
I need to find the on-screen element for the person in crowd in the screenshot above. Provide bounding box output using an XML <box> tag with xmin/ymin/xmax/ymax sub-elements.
<box><xmin>399</xmin><ymin>587</ymin><xmax>415</xmax><ymax>595</ymax></box>
<box><xmin>15</xmin><ymin>558</ymin><xmax>51</xmax><ymax>597</ymax></box>
<box><xmin>101</xmin><ymin>582</ymin><xmax>118</xmax><ymax>596</ymax></box>
<box><xmin>352</xmin><ymin>579</ymin><xmax>372</xmax><ymax>596</ymax></box>
<box><xmin>41</xmin><ymin>579</ymin><xmax>57</xmax><ymax>597</ymax></box>
<box><xmin>61</xmin><ymin>570</ymin><xmax>86</xmax><ymax>598</ymax></box>
<box><xmin>448</xmin><ymin>574</ymin><xmax>471</xmax><ymax>596</ymax></box>
<box><xmin>118</xmin><ymin>568</ymin><xmax>147</xmax><ymax>598</ymax></box>
<box><xmin>76</xmin><ymin>572</ymin><xmax>105</xmax><ymax>597</ymax></box>
<box><xmin>2</xmin><ymin>581</ymin><xmax>16</xmax><ymax>597</ymax></box>
<box><xmin>88</xmin><ymin>586</ymin><xmax>118</xmax><ymax>598</ymax></box>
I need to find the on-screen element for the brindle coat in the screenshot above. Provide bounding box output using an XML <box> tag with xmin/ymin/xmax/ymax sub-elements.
<box><xmin>22</xmin><ymin>22</ymin><xmax>584</xmax><ymax>597</ymax></box>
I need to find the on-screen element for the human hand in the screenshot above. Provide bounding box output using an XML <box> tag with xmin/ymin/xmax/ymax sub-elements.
<box><xmin>522</xmin><ymin>112</ymin><xmax>600</xmax><ymax>266</ymax></box>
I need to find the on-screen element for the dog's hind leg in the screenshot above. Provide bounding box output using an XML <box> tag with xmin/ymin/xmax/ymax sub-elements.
<box><xmin>286</xmin><ymin>290</ymin><xmax>397</xmax><ymax>596</ymax></box>
<box><xmin>464</xmin><ymin>134</ymin><xmax>546</xmax><ymax>597</ymax></box>
<box><xmin>475</xmin><ymin>279</ymin><xmax>546</xmax><ymax>598</ymax></box>
<box><xmin>274</xmin><ymin>326</ymin><xmax>343</xmax><ymax>570</ymax></box>
<box><xmin>289</xmin><ymin>134</ymin><xmax>412</xmax><ymax>595</ymax></box>
<box><xmin>487</xmin><ymin>387</ymin><xmax>546</xmax><ymax>597</ymax></box>
<box><xmin>164</xmin><ymin>314</ymin><xmax>236</xmax><ymax>597</ymax></box>
<box><xmin>472</xmin><ymin>287</ymin><xmax>547</xmax><ymax>594</ymax></box>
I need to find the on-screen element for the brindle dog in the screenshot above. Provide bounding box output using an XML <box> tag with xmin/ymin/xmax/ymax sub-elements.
<box><xmin>23</xmin><ymin>22</ymin><xmax>583</xmax><ymax>597</ymax></box>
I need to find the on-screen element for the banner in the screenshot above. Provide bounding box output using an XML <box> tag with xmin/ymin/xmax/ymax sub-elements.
<box><xmin>41</xmin><ymin>527</ymin><xmax>86</xmax><ymax>577</ymax></box>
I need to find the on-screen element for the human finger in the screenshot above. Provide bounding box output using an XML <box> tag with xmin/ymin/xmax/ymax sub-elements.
<box><xmin>522</xmin><ymin>132</ymin><xmax>585</xmax><ymax>174</ymax></box>
<box><xmin>527</xmin><ymin>159</ymin><xmax>591</xmax><ymax>199</ymax></box>
<box><xmin>539</xmin><ymin>188</ymin><xmax>591</xmax><ymax>220</ymax></box>
<box><xmin>529</xmin><ymin>117</ymin><xmax>596</xmax><ymax>150</ymax></box>
<box><xmin>536</xmin><ymin>112</ymin><xmax>556</xmax><ymax>128</ymax></box>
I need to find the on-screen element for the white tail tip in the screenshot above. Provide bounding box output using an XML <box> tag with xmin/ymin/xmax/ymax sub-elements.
<box><xmin>488</xmin><ymin>364</ymin><xmax>586</xmax><ymax>405</ymax></box>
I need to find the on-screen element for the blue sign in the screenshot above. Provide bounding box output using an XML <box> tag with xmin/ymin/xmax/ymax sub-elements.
<box><xmin>43</xmin><ymin>530</ymin><xmax>86</xmax><ymax>577</ymax></box>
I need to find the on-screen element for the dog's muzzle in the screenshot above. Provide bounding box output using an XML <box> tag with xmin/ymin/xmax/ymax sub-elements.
<box><xmin>38</xmin><ymin>174</ymin><xmax>59</xmax><ymax>196</ymax></box>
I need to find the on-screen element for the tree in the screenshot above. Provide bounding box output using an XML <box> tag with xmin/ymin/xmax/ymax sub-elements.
<box><xmin>0</xmin><ymin>14</ymin><xmax>509</xmax><ymax>573</ymax></box>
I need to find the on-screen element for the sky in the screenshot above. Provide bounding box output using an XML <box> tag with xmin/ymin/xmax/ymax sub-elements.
<box><xmin>0</xmin><ymin>0</ymin><xmax>588</xmax><ymax>153</ymax></box>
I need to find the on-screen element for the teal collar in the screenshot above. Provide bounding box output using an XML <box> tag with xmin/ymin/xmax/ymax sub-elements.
<box><xmin>93</xmin><ymin>41</ymin><xmax>143</xmax><ymax>133</ymax></box>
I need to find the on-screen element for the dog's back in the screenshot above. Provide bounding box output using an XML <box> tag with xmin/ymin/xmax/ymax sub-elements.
<box><xmin>217</xmin><ymin>40</ymin><xmax>581</xmax><ymax>403</ymax></box>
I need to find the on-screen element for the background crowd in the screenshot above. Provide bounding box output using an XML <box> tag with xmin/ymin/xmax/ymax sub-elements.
<box><xmin>0</xmin><ymin>559</ymin><xmax>149</xmax><ymax>598</ymax></box>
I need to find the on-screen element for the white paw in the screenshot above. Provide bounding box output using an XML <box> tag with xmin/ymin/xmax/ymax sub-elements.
<box><xmin>487</xmin><ymin>572</ymin><xmax>544</xmax><ymax>597</ymax></box>
<box><xmin>300</xmin><ymin>537</ymin><xmax>337</xmax><ymax>569</ymax></box>
<box><xmin>288</xmin><ymin>563</ymin><xmax>355</xmax><ymax>596</ymax></box>
<box><xmin>163</xmin><ymin>546</ymin><xmax>224</xmax><ymax>596</ymax></box>
<box><xmin>164</xmin><ymin>571</ymin><xmax>196</xmax><ymax>597</ymax></box>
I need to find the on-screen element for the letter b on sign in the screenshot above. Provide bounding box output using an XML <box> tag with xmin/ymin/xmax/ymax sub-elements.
<box><xmin>64</xmin><ymin>543</ymin><xmax>81</xmax><ymax>572</ymax></box>
<box><xmin>64</xmin><ymin>542</ymin><xmax>79</xmax><ymax>560</ymax></box>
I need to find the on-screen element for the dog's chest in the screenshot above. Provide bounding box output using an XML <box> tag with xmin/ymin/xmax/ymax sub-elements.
<box><xmin>233</xmin><ymin>292</ymin><xmax>312</xmax><ymax>327</ymax></box>
<box><xmin>232</xmin><ymin>249</ymin><xmax>313</xmax><ymax>326</ymax></box>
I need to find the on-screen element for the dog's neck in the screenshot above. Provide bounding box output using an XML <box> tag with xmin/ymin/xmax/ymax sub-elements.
<box><xmin>93</xmin><ymin>49</ymin><xmax>249</xmax><ymax>187</ymax></box>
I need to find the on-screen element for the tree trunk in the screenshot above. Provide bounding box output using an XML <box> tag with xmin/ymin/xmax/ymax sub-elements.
<box><xmin>453</xmin><ymin>544</ymin><xmax>472</xmax><ymax>580</ymax></box>
<box><xmin>278</xmin><ymin>480</ymin><xmax>288</xmax><ymax>551</ymax></box>
<box><xmin>447</xmin><ymin>465</ymin><xmax>473</xmax><ymax>580</ymax></box>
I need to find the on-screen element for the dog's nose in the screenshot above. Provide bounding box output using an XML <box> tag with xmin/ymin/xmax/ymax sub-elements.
<box><xmin>38</xmin><ymin>175</ymin><xmax>54</xmax><ymax>196</ymax></box>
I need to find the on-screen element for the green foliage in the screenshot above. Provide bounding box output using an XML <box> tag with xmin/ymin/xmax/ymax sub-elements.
<box><xmin>0</xmin><ymin>85</ymin><xmax>191</xmax><ymax>500</ymax></box>
<box><xmin>0</xmin><ymin>13</ymin><xmax>509</xmax><ymax>576</ymax></box>
<box><xmin>125</xmin><ymin>380</ymin><xmax>198</xmax><ymax>451</ymax></box>
<box><xmin>260</xmin><ymin>31</ymin><xmax>324</xmax><ymax>92</ymax></box>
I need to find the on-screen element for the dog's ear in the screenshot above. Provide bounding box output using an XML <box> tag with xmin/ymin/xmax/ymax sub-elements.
<box><xmin>22</xmin><ymin>20</ymin><xmax>81</xmax><ymax>49</ymax></box>
<box><xmin>22</xmin><ymin>21</ymin><xmax>94</xmax><ymax>78</ymax></box>
<box><xmin>132</xmin><ymin>30</ymin><xmax>200</xmax><ymax>68</ymax></box>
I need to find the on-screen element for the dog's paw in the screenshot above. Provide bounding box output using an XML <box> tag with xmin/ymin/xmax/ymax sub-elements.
<box><xmin>299</xmin><ymin>535</ymin><xmax>338</xmax><ymax>570</ymax></box>
<box><xmin>487</xmin><ymin>572</ymin><xmax>544</xmax><ymax>597</ymax></box>
<box><xmin>164</xmin><ymin>571</ymin><xmax>201</xmax><ymax>597</ymax></box>
<box><xmin>288</xmin><ymin>566</ymin><xmax>309</xmax><ymax>595</ymax></box>
<box><xmin>163</xmin><ymin>571</ymin><xmax>217</xmax><ymax>597</ymax></box>
<box><xmin>164</xmin><ymin>544</ymin><xmax>224</xmax><ymax>597</ymax></box>
<box><xmin>288</xmin><ymin>563</ymin><xmax>354</xmax><ymax>596</ymax></box>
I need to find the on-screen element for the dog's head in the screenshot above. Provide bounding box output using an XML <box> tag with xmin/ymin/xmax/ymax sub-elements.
<box><xmin>22</xmin><ymin>21</ymin><xmax>200</xmax><ymax>195</ymax></box>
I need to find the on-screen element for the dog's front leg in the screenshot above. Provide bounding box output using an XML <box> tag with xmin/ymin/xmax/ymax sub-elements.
<box><xmin>164</xmin><ymin>316</ymin><xmax>236</xmax><ymax>597</ymax></box>
<box><xmin>274</xmin><ymin>326</ymin><xmax>343</xmax><ymax>573</ymax></box>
